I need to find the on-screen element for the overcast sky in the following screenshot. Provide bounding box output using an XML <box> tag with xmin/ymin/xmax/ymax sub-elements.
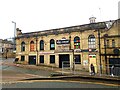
<box><xmin>0</xmin><ymin>0</ymin><xmax>119</xmax><ymax>39</ymax></box>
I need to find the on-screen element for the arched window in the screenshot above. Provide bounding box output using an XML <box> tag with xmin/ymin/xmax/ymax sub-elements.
<box><xmin>88</xmin><ymin>35</ymin><xmax>96</xmax><ymax>49</ymax></box>
<box><xmin>30</xmin><ymin>41</ymin><xmax>34</xmax><ymax>51</ymax></box>
<box><xmin>50</xmin><ymin>39</ymin><xmax>55</xmax><ymax>50</ymax></box>
<box><xmin>21</xmin><ymin>41</ymin><xmax>25</xmax><ymax>51</ymax></box>
<box><xmin>74</xmin><ymin>36</ymin><xmax>80</xmax><ymax>49</ymax></box>
<box><xmin>40</xmin><ymin>40</ymin><xmax>44</xmax><ymax>50</ymax></box>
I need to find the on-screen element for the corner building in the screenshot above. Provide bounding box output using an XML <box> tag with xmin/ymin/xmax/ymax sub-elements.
<box><xmin>16</xmin><ymin>18</ymin><xmax>120</xmax><ymax>74</ymax></box>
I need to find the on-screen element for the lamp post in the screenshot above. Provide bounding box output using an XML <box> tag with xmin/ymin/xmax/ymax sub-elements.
<box><xmin>12</xmin><ymin>21</ymin><xmax>16</xmax><ymax>51</ymax></box>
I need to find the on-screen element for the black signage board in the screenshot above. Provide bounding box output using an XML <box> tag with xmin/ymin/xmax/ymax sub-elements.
<box><xmin>56</xmin><ymin>39</ymin><xmax>70</xmax><ymax>44</ymax></box>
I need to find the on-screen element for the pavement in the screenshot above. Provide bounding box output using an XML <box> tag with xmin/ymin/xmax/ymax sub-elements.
<box><xmin>1</xmin><ymin>58</ymin><xmax>120</xmax><ymax>84</ymax></box>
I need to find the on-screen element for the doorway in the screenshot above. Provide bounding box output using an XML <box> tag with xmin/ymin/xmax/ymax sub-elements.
<box><xmin>28</xmin><ymin>56</ymin><xmax>36</xmax><ymax>65</ymax></box>
<box><xmin>59</xmin><ymin>54</ymin><xmax>70</xmax><ymax>68</ymax></box>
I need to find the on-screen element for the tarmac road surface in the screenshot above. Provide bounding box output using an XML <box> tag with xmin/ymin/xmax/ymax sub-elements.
<box><xmin>2</xmin><ymin>80</ymin><xmax>119</xmax><ymax>88</ymax></box>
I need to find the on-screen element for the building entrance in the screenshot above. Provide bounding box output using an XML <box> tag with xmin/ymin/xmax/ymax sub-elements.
<box><xmin>28</xmin><ymin>56</ymin><xmax>36</xmax><ymax>65</ymax></box>
<box><xmin>59</xmin><ymin>54</ymin><xmax>70</xmax><ymax>68</ymax></box>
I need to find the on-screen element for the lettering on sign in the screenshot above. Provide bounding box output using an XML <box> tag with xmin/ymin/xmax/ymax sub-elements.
<box><xmin>56</xmin><ymin>39</ymin><xmax>70</xmax><ymax>44</ymax></box>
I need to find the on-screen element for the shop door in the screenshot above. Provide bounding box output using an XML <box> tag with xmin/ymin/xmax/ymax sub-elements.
<box><xmin>89</xmin><ymin>55</ymin><xmax>97</xmax><ymax>73</ymax></box>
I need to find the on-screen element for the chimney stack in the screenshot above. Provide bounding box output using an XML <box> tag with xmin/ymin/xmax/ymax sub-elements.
<box><xmin>16</xmin><ymin>28</ymin><xmax>22</xmax><ymax>36</ymax></box>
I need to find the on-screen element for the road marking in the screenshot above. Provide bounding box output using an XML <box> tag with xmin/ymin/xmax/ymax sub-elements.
<box><xmin>1</xmin><ymin>80</ymin><xmax>119</xmax><ymax>87</ymax></box>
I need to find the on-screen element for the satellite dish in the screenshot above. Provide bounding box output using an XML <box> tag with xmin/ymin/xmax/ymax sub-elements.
<box><xmin>113</xmin><ymin>48</ymin><xmax>119</xmax><ymax>54</ymax></box>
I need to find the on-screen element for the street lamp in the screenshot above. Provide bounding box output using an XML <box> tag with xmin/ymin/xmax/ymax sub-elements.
<box><xmin>12</xmin><ymin>21</ymin><xmax>16</xmax><ymax>51</ymax></box>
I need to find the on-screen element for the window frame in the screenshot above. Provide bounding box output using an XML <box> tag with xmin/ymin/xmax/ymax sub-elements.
<box><xmin>21</xmin><ymin>55</ymin><xmax>25</xmax><ymax>61</ymax></box>
<box><xmin>21</xmin><ymin>41</ymin><xmax>25</xmax><ymax>52</ymax></box>
<box><xmin>40</xmin><ymin>55</ymin><xmax>44</xmax><ymax>63</ymax></box>
<box><xmin>106</xmin><ymin>40</ymin><xmax>109</xmax><ymax>48</ymax></box>
<box><xmin>112</xmin><ymin>39</ymin><xmax>115</xmax><ymax>48</ymax></box>
<box><xmin>74</xmin><ymin>55</ymin><xmax>81</xmax><ymax>64</ymax></box>
<box><xmin>30</xmin><ymin>41</ymin><xmax>35</xmax><ymax>51</ymax></box>
<box><xmin>50</xmin><ymin>55</ymin><xmax>55</xmax><ymax>64</ymax></box>
<box><xmin>74</xmin><ymin>36</ymin><xmax>80</xmax><ymax>49</ymax></box>
<box><xmin>40</xmin><ymin>40</ymin><xmax>44</xmax><ymax>50</ymax></box>
<box><xmin>88</xmin><ymin>35</ymin><xmax>96</xmax><ymax>49</ymax></box>
<box><xmin>50</xmin><ymin>39</ymin><xmax>55</xmax><ymax>50</ymax></box>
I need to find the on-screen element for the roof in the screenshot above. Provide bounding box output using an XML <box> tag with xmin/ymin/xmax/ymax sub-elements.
<box><xmin>16</xmin><ymin>22</ymin><xmax>107</xmax><ymax>39</ymax></box>
<box><xmin>2</xmin><ymin>39</ymin><xmax>13</xmax><ymax>44</ymax></box>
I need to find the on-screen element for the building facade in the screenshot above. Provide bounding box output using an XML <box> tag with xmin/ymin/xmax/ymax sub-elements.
<box><xmin>0</xmin><ymin>39</ymin><xmax>3</xmax><ymax>58</ymax></box>
<box><xmin>100</xmin><ymin>19</ymin><xmax>120</xmax><ymax>75</ymax></box>
<box><xmin>0</xmin><ymin>39</ymin><xmax>15</xmax><ymax>58</ymax></box>
<box><xmin>15</xmin><ymin>18</ymin><xmax>120</xmax><ymax>74</ymax></box>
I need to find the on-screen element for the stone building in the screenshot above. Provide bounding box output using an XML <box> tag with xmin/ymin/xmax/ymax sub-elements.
<box><xmin>0</xmin><ymin>39</ymin><xmax>3</xmax><ymax>58</ymax></box>
<box><xmin>100</xmin><ymin>19</ymin><xmax>120</xmax><ymax>75</ymax></box>
<box><xmin>15</xmin><ymin>18</ymin><xmax>120</xmax><ymax>74</ymax></box>
<box><xmin>0</xmin><ymin>39</ymin><xmax>15</xmax><ymax>58</ymax></box>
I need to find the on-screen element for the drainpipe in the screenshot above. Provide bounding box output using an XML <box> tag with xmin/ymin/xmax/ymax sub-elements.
<box><xmin>69</xmin><ymin>35</ymin><xmax>75</xmax><ymax>73</ymax></box>
<box><xmin>72</xmin><ymin>49</ymin><xmax>75</xmax><ymax>74</ymax></box>
<box><xmin>36</xmin><ymin>36</ymin><xmax>38</xmax><ymax>65</ymax></box>
<box><xmin>98</xmin><ymin>29</ymin><xmax>102</xmax><ymax>75</ymax></box>
<box><xmin>104</xmin><ymin>34</ymin><xmax>108</xmax><ymax>74</ymax></box>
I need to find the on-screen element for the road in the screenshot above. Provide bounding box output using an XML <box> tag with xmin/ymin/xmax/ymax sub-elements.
<box><xmin>2</xmin><ymin>80</ymin><xmax>119</xmax><ymax>88</ymax></box>
<box><xmin>0</xmin><ymin>58</ymin><xmax>119</xmax><ymax>89</ymax></box>
<box><xmin>1</xmin><ymin>58</ymin><xmax>54</xmax><ymax>81</ymax></box>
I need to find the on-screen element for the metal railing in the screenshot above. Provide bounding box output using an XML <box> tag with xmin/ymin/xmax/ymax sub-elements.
<box><xmin>62</xmin><ymin>61</ymin><xmax>71</xmax><ymax>74</ymax></box>
<box><xmin>61</xmin><ymin>61</ymin><xmax>120</xmax><ymax>76</ymax></box>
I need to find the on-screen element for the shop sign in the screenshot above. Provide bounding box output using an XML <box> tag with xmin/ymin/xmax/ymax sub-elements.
<box><xmin>56</xmin><ymin>39</ymin><xmax>70</xmax><ymax>44</ymax></box>
<box><xmin>74</xmin><ymin>49</ymin><xmax>81</xmax><ymax>52</ymax></box>
<box><xmin>89</xmin><ymin>55</ymin><xmax>96</xmax><ymax>58</ymax></box>
<box><xmin>39</xmin><ymin>52</ymin><xmax>54</xmax><ymax>54</ymax></box>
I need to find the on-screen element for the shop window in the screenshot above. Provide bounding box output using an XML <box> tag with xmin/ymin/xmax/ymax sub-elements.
<box><xmin>40</xmin><ymin>55</ymin><xmax>44</xmax><ymax>63</ymax></box>
<box><xmin>74</xmin><ymin>55</ymin><xmax>81</xmax><ymax>64</ymax></box>
<box><xmin>50</xmin><ymin>55</ymin><xmax>55</xmax><ymax>63</ymax></box>
<box><xmin>21</xmin><ymin>41</ymin><xmax>25</xmax><ymax>51</ymax></box>
<box><xmin>30</xmin><ymin>41</ymin><xmax>34</xmax><ymax>51</ymax></box>
<box><xmin>74</xmin><ymin>36</ymin><xmax>80</xmax><ymax>49</ymax></box>
<box><xmin>40</xmin><ymin>40</ymin><xmax>44</xmax><ymax>50</ymax></box>
<box><xmin>50</xmin><ymin>39</ymin><xmax>55</xmax><ymax>50</ymax></box>
<box><xmin>21</xmin><ymin>56</ymin><xmax>25</xmax><ymax>61</ymax></box>
<box><xmin>88</xmin><ymin>35</ymin><xmax>96</xmax><ymax>49</ymax></box>
<box><xmin>112</xmin><ymin>39</ymin><xmax>115</xmax><ymax>48</ymax></box>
